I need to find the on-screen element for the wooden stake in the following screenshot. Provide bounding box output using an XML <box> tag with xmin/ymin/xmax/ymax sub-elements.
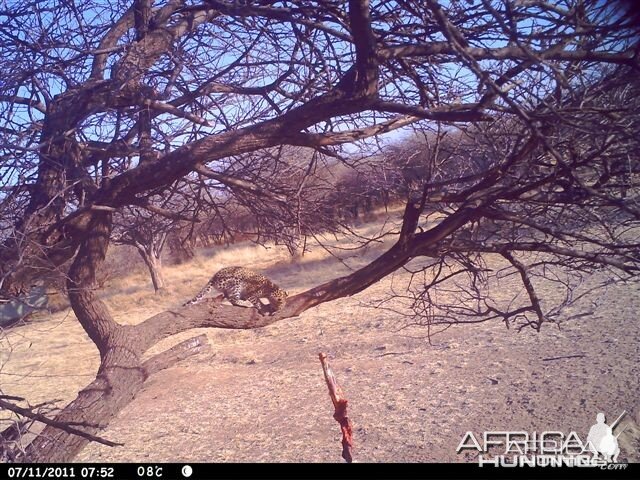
<box><xmin>319</xmin><ymin>352</ymin><xmax>354</xmax><ymax>463</ymax></box>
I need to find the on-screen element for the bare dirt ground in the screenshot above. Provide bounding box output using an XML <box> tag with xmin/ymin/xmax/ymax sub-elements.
<box><xmin>1</xmin><ymin>215</ymin><xmax>639</xmax><ymax>463</ymax></box>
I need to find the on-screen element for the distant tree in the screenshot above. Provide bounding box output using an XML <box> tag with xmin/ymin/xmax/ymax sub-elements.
<box><xmin>111</xmin><ymin>182</ymin><xmax>199</xmax><ymax>291</ymax></box>
<box><xmin>114</xmin><ymin>212</ymin><xmax>171</xmax><ymax>293</ymax></box>
<box><xmin>0</xmin><ymin>0</ymin><xmax>638</xmax><ymax>462</ymax></box>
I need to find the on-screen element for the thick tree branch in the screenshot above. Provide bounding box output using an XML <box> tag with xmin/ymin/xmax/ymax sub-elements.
<box><xmin>194</xmin><ymin>164</ymin><xmax>287</xmax><ymax>202</ymax></box>
<box><xmin>142</xmin><ymin>334</ymin><xmax>211</xmax><ymax>377</ymax></box>
<box><xmin>133</xmin><ymin>198</ymin><xmax>484</xmax><ymax>348</ymax></box>
<box><xmin>0</xmin><ymin>95</ymin><xmax>46</xmax><ymax>113</ymax></box>
<box><xmin>347</xmin><ymin>0</ymin><xmax>379</xmax><ymax>97</ymax></box>
<box><xmin>373</xmin><ymin>101</ymin><xmax>492</xmax><ymax>122</ymax></box>
<box><xmin>115</xmin><ymin>7</ymin><xmax>218</xmax><ymax>82</ymax></box>
<box><xmin>380</xmin><ymin>42</ymin><xmax>638</xmax><ymax>66</ymax></box>
<box><xmin>90</xmin><ymin>7</ymin><xmax>135</xmax><ymax>79</ymax></box>
<box><xmin>130</xmin><ymin>198</ymin><xmax>200</xmax><ymax>222</ymax></box>
<box><xmin>143</xmin><ymin>99</ymin><xmax>213</xmax><ymax>127</ymax></box>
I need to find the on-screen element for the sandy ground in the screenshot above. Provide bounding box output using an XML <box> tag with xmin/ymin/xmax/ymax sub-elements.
<box><xmin>1</xmin><ymin>216</ymin><xmax>639</xmax><ymax>463</ymax></box>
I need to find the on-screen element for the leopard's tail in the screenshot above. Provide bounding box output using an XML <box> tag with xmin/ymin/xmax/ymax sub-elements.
<box><xmin>183</xmin><ymin>280</ymin><xmax>214</xmax><ymax>306</ymax></box>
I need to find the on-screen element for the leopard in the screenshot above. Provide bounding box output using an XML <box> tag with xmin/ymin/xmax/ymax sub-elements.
<box><xmin>183</xmin><ymin>266</ymin><xmax>288</xmax><ymax>315</ymax></box>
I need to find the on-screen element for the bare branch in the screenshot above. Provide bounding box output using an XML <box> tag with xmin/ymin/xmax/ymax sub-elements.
<box><xmin>0</xmin><ymin>399</ymin><xmax>123</xmax><ymax>448</ymax></box>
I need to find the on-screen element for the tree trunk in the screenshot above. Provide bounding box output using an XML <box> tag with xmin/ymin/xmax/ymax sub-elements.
<box><xmin>148</xmin><ymin>255</ymin><xmax>166</xmax><ymax>293</ymax></box>
<box><xmin>20</xmin><ymin>211</ymin><xmax>148</xmax><ymax>462</ymax></box>
<box><xmin>24</xmin><ymin>329</ymin><xmax>147</xmax><ymax>462</ymax></box>
<box><xmin>139</xmin><ymin>249</ymin><xmax>166</xmax><ymax>293</ymax></box>
<box><xmin>132</xmin><ymin>237</ymin><xmax>167</xmax><ymax>293</ymax></box>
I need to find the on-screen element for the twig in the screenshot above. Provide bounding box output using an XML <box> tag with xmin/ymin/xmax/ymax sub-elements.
<box><xmin>0</xmin><ymin>394</ymin><xmax>25</xmax><ymax>402</ymax></box>
<box><xmin>541</xmin><ymin>354</ymin><xmax>586</xmax><ymax>362</ymax></box>
<box><xmin>378</xmin><ymin>351</ymin><xmax>411</xmax><ymax>357</ymax></box>
<box><xmin>0</xmin><ymin>399</ymin><xmax>123</xmax><ymax>448</ymax></box>
<box><xmin>318</xmin><ymin>353</ymin><xmax>354</xmax><ymax>463</ymax></box>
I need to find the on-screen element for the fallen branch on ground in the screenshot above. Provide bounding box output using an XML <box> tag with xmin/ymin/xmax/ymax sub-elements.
<box><xmin>541</xmin><ymin>354</ymin><xmax>586</xmax><ymax>362</ymax></box>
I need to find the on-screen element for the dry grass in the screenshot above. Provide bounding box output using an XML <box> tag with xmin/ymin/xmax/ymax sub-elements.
<box><xmin>1</xmin><ymin>211</ymin><xmax>639</xmax><ymax>462</ymax></box>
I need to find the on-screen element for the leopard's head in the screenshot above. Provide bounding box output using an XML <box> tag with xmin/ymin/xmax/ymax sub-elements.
<box><xmin>271</xmin><ymin>287</ymin><xmax>288</xmax><ymax>310</ymax></box>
